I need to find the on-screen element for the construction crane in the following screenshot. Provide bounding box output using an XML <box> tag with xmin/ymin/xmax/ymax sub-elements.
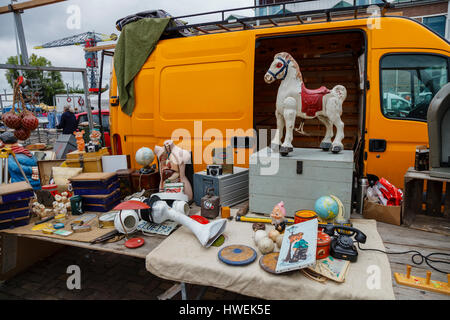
<box><xmin>34</xmin><ymin>32</ymin><xmax>117</xmax><ymax>92</ymax></box>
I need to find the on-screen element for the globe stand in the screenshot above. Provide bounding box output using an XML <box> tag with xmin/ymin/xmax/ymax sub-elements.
<box><xmin>138</xmin><ymin>164</ymin><xmax>156</xmax><ymax>175</ymax></box>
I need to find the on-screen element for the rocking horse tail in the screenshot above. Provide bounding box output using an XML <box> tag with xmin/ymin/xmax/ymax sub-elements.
<box><xmin>331</xmin><ymin>85</ymin><xmax>347</xmax><ymax>103</ymax></box>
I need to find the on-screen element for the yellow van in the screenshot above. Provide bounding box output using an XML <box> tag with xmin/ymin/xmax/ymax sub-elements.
<box><xmin>109</xmin><ymin>10</ymin><xmax>449</xmax><ymax>195</ymax></box>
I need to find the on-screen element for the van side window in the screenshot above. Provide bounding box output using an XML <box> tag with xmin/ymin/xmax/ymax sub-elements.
<box><xmin>380</xmin><ymin>54</ymin><xmax>448</xmax><ymax>121</ymax></box>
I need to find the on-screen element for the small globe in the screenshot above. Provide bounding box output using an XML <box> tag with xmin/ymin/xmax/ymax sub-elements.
<box><xmin>135</xmin><ymin>147</ymin><xmax>155</xmax><ymax>167</ymax></box>
<box><xmin>314</xmin><ymin>196</ymin><xmax>339</xmax><ymax>221</ymax></box>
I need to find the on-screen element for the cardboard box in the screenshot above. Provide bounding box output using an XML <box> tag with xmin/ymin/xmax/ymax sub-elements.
<box><xmin>363</xmin><ymin>199</ymin><xmax>401</xmax><ymax>226</ymax></box>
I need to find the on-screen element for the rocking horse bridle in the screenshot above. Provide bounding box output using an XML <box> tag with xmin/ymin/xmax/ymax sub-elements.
<box><xmin>267</xmin><ymin>57</ymin><xmax>290</xmax><ymax>81</ymax></box>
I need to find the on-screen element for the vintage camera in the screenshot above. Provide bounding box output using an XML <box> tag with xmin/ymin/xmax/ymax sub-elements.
<box><xmin>85</xmin><ymin>142</ymin><xmax>100</xmax><ymax>153</ymax></box>
<box><xmin>206</xmin><ymin>164</ymin><xmax>223</xmax><ymax>176</ymax></box>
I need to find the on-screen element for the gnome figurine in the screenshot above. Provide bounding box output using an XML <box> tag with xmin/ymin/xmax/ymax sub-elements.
<box><xmin>270</xmin><ymin>201</ymin><xmax>287</xmax><ymax>233</ymax></box>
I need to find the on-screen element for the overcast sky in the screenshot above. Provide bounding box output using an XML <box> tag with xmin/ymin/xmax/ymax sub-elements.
<box><xmin>0</xmin><ymin>0</ymin><xmax>254</xmax><ymax>102</ymax></box>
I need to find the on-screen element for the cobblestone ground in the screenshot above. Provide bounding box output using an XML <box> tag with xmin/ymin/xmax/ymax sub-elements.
<box><xmin>0</xmin><ymin>246</ymin><xmax>256</xmax><ymax>300</ymax></box>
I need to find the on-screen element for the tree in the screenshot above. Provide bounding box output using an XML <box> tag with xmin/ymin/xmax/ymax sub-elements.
<box><xmin>5</xmin><ymin>54</ymin><xmax>65</xmax><ymax>105</ymax></box>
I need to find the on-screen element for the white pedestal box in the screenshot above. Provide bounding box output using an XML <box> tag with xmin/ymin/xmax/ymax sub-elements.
<box><xmin>249</xmin><ymin>147</ymin><xmax>354</xmax><ymax>220</ymax></box>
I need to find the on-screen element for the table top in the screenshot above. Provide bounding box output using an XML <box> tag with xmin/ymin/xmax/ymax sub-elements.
<box><xmin>6</xmin><ymin>230</ymin><xmax>165</xmax><ymax>259</ymax></box>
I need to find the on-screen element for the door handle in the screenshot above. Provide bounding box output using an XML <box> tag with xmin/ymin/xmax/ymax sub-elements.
<box><xmin>368</xmin><ymin>139</ymin><xmax>386</xmax><ymax>152</ymax></box>
<box><xmin>231</xmin><ymin>136</ymin><xmax>253</xmax><ymax>149</ymax></box>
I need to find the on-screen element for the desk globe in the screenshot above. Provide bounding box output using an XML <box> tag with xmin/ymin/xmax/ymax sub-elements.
<box><xmin>314</xmin><ymin>195</ymin><xmax>339</xmax><ymax>221</ymax></box>
<box><xmin>135</xmin><ymin>147</ymin><xmax>155</xmax><ymax>174</ymax></box>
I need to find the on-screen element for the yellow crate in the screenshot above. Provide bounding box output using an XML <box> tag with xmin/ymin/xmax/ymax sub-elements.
<box><xmin>65</xmin><ymin>148</ymin><xmax>109</xmax><ymax>173</ymax></box>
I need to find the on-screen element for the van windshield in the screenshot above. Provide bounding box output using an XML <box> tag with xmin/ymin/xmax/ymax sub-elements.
<box><xmin>380</xmin><ymin>54</ymin><xmax>448</xmax><ymax>121</ymax></box>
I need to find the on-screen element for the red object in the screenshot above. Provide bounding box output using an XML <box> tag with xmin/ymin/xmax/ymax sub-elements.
<box><xmin>376</xmin><ymin>178</ymin><xmax>403</xmax><ymax>206</ymax></box>
<box><xmin>113</xmin><ymin>200</ymin><xmax>149</xmax><ymax>211</ymax></box>
<box><xmin>2</xmin><ymin>112</ymin><xmax>22</xmax><ymax>129</ymax></box>
<box><xmin>301</xmin><ymin>83</ymin><xmax>330</xmax><ymax>117</ymax></box>
<box><xmin>190</xmin><ymin>215</ymin><xmax>210</xmax><ymax>224</ymax></box>
<box><xmin>42</xmin><ymin>184</ymin><xmax>58</xmax><ymax>197</ymax></box>
<box><xmin>316</xmin><ymin>231</ymin><xmax>331</xmax><ymax>260</ymax></box>
<box><xmin>113</xmin><ymin>134</ymin><xmax>122</xmax><ymax>155</ymax></box>
<box><xmin>11</xmin><ymin>145</ymin><xmax>32</xmax><ymax>158</ymax></box>
<box><xmin>14</xmin><ymin>127</ymin><xmax>31</xmax><ymax>141</ymax></box>
<box><xmin>21</xmin><ymin>111</ymin><xmax>39</xmax><ymax>131</ymax></box>
<box><xmin>125</xmin><ymin>237</ymin><xmax>145</xmax><ymax>248</ymax></box>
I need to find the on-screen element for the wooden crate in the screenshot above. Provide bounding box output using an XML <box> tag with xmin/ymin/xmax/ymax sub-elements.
<box><xmin>402</xmin><ymin>167</ymin><xmax>450</xmax><ymax>235</ymax></box>
<box><xmin>65</xmin><ymin>148</ymin><xmax>109</xmax><ymax>173</ymax></box>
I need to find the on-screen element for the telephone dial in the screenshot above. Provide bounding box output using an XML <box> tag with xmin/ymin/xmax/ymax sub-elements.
<box><xmin>323</xmin><ymin>224</ymin><xmax>367</xmax><ymax>262</ymax></box>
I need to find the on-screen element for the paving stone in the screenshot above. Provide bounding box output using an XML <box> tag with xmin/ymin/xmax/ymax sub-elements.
<box><xmin>0</xmin><ymin>246</ymin><xmax>253</xmax><ymax>300</ymax></box>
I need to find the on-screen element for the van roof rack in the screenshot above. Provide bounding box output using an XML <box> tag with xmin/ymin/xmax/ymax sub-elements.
<box><xmin>166</xmin><ymin>0</ymin><xmax>393</xmax><ymax>35</ymax></box>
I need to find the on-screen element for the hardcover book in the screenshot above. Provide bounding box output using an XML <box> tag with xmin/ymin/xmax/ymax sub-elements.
<box><xmin>275</xmin><ymin>218</ymin><xmax>318</xmax><ymax>273</ymax></box>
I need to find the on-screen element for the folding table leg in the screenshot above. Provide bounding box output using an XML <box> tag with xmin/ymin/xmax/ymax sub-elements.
<box><xmin>157</xmin><ymin>282</ymin><xmax>188</xmax><ymax>300</ymax></box>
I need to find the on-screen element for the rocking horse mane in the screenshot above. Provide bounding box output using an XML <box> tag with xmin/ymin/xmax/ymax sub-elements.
<box><xmin>275</xmin><ymin>52</ymin><xmax>303</xmax><ymax>82</ymax></box>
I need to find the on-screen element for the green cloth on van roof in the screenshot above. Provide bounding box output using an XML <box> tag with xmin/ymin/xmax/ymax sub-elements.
<box><xmin>114</xmin><ymin>18</ymin><xmax>171</xmax><ymax>116</ymax></box>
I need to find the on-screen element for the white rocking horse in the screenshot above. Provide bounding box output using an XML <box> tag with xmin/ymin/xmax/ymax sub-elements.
<box><xmin>264</xmin><ymin>52</ymin><xmax>347</xmax><ymax>155</ymax></box>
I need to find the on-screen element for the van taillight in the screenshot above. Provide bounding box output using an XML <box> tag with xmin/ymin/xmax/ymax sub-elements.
<box><xmin>113</xmin><ymin>134</ymin><xmax>123</xmax><ymax>155</ymax></box>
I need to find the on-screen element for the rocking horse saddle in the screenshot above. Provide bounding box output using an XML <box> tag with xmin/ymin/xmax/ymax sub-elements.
<box><xmin>301</xmin><ymin>83</ymin><xmax>331</xmax><ymax>117</ymax></box>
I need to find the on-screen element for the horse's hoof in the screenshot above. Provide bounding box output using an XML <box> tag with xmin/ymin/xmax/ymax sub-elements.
<box><xmin>331</xmin><ymin>145</ymin><xmax>342</xmax><ymax>153</ymax></box>
<box><xmin>280</xmin><ymin>146</ymin><xmax>293</xmax><ymax>156</ymax></box>
<box><xmin>320</xmin><ymin>142</ymin><xmax>331</xmax><ymax>151</ymax></box>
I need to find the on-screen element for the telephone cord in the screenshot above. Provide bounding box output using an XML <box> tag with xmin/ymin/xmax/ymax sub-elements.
<box><xmin>356</xmin><ymin>242</ymin><xmax>450</xmax><ymax>274</ymax></box>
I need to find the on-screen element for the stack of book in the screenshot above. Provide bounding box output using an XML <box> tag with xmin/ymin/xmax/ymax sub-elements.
<box><xmin>69</xmin><ymin>172</ymin><xmax>121</xmax><ymax>212</ymax></box>
<box><xmin>0</xmin><ymin>182</ymin><xmax>34</xmax><ymax>229</ymax></box>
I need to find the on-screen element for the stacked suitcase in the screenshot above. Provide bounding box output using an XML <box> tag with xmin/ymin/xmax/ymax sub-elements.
<box><xmin>69</xmin><ymin>172</ymin><xmax>121</xmax><ymax>212</ymax></box>
<box><xmin>0</xmin><ymin>182</ymin><xmax>34</xmax><ymax>230</ymax></box>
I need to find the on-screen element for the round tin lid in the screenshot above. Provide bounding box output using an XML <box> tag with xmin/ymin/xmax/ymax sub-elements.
<box><xmin>295</xmin><ymin>210</ymin><xmax>317</xmax><ymax>218</ymax></box>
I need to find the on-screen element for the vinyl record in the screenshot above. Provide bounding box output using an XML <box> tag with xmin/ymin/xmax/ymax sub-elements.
<box><xmin>259</xmin><ymin>252</ymin><xmax>280</xmax><ymax>274</ymax></box>
<box><xmin>218</xmin><ymin>245</ymin><xmax>257</xmax><ymax>266</ymax></box>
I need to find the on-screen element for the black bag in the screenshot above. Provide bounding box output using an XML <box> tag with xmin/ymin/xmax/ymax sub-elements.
<box><xmin>115</xmin><ymin>9</ymin><xmax>197</xmax><ymax>39</ymax></box>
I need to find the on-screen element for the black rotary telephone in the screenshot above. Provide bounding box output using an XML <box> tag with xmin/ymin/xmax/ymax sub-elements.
<box><xmin>323</xmin><ymin>224</ymin><xmax>367</xmax><ymax>262</ymax></box>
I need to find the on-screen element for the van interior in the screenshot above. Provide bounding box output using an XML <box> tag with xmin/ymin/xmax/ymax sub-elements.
<box><xmin>253</xmin><ymin>30</ymin><xmax>366</xmax><ymax>171</ymax></box>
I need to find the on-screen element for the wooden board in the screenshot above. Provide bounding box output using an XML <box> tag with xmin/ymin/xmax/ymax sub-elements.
<box><xmin>352</xmin><ymin>214</ymin><xmax>450</xmax><ymax>300</ymax></box>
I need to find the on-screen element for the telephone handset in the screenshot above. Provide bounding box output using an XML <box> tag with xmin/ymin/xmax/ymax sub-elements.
<box><xmin>323</xmin><ymin>224</ymin><xmax>367</xmax><ymax>262</ymax></box>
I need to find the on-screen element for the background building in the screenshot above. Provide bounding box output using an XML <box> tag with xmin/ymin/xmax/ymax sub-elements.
<box><xmin>255</xmin><ymin>0</ymin><xmax>450</xmax><ymax>40</ymax></box>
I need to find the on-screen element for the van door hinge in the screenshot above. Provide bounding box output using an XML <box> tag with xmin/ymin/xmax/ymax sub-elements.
<box><xmin>366</xmin><ymin>80</ymin><xmax>370</xmax><ymax>90</ymax></box>
<box><xmin>124</xmin><ymin>135</ymin><xmax>127</xmax><ymax>142</ymax></box>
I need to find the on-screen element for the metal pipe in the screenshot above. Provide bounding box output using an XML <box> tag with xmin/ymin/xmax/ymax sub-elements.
<box><xmin>13</xmin><ymin>10</ymin><xmax>29</xmax><ymax>65</ymax></box>
<box><xmin>0</xmin><ymin>63</ymin><xmax>86</xmax><ymax>73</ymax></box>
<box><xmin>97</xmin><ymin>50</ymin><xmax>104</xmax><ymax>145</ymax></box>
<box><xmin>81</xmin><ymin>70</ymin><xmax>94</xmax><ymax>131</ymax></box>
